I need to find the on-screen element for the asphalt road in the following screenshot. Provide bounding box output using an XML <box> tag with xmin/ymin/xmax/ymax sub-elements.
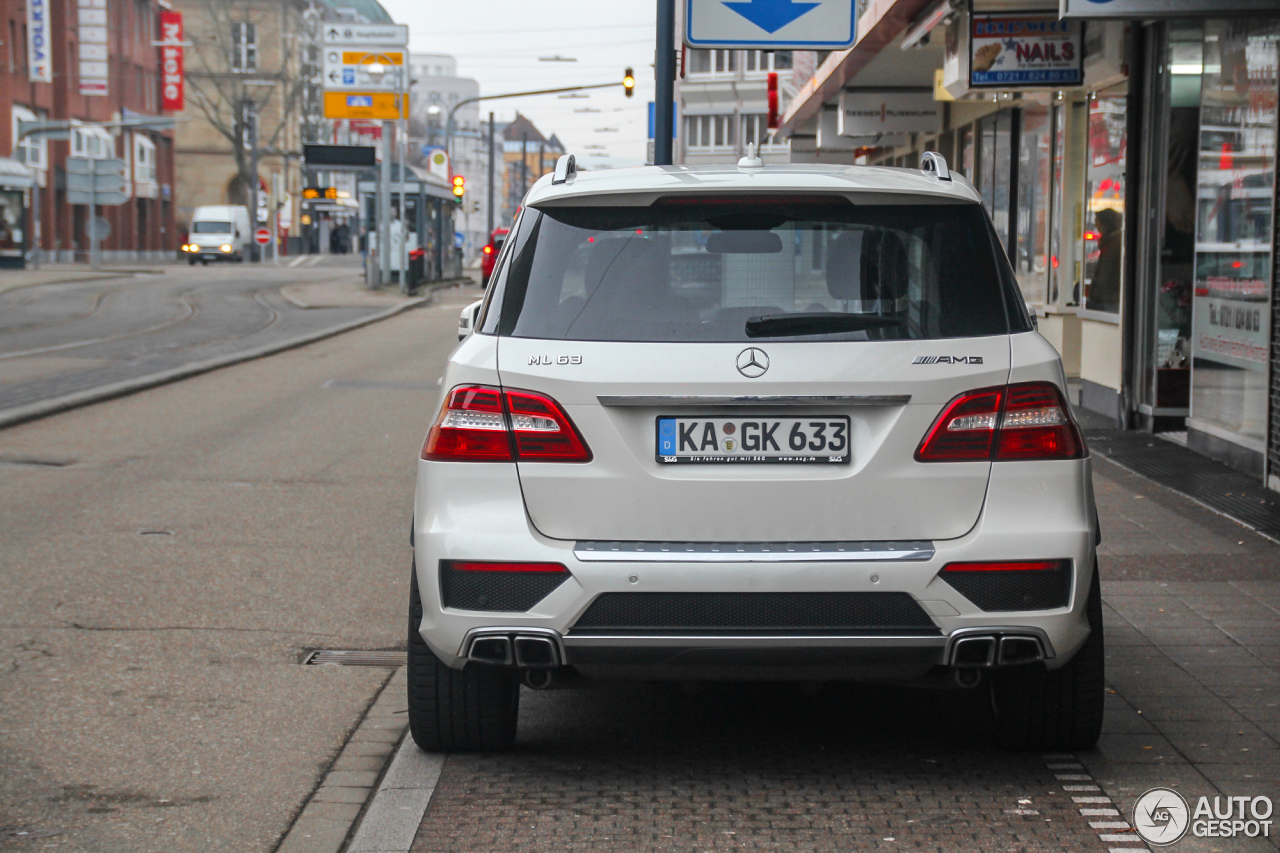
<box><xmin>0</xmin><ymin>258</ymin><xmax>400</xmax><ymax>417</ymax></box>
<box><xmin>0</xmin><ymin>286</ymin><xmax>478</xmax><ymax>851</ymax></box>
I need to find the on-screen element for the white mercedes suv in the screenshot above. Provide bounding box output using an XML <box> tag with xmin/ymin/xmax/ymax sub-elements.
<box><xmin>409</xmin><ymin>152</ymin><xmax>1102</xmax><ymax>752</ymax></box>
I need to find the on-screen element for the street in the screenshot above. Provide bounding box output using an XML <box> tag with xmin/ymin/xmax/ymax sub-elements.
<box><xmin>0</xmin><ymin>257</ymin><xmax>418</xmax><ymax>426</ymax></box>
<box><xmin>1</xmin><ymin>281</ymin><xmax>1277</xmax><ymax>852</ymax></box>
<box><xmin>0</xmin><ymin>282</ymin><xmax>473</xmax><ymax>851</ymax></box>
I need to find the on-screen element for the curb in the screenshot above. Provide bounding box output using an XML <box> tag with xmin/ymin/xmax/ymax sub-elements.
<box><xmin>344</xmin><ymin>725</ymin><xmax>444</xmax><ymax>853</ymax></box>
<box><xmin>0</xmin><ymin>297</ymin><xmax>426</xmax><ymax>432</ymax></box>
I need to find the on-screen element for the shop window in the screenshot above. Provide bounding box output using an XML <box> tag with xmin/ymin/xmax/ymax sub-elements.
<box><xmin>977</xmin><ymin>110</ymin><xmax>1014</xmax><ymax>256</ymax></box>
<box><xmin>958</xmin><ymin>127</ymin><xmax>974</xmax><ymax>182</ymax></box>
<box><xmin>1016</xmin><ymin>103</ymin><xmax>1053</xmax><ymax>303</ymax></box>
<box><xmin>0</xmin><ymin>188</ymin><xmax>23</xmax><ymax>260</ymax></box>
<box><xmin>1083</xmin><ymin>87</ymin><xmax>1127</xmax><ymax>314</ymax></box>
<box><xmin>1188</xmin><ymin>19</ymin><xmax>1277</xmax><ymax>448</ymax></box>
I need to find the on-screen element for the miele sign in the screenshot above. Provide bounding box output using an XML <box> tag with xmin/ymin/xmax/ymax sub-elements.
<box><xmin>1060</xmin><ymin>0</ymin><xmax>1280</xmax><ymax>16</ymax></box>
<box><xmin>837</xmin><ymin>91</ymin><xmax>940</xmax><ymax>138</ymax></box>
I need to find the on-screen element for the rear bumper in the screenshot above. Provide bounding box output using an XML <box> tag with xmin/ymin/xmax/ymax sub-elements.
<box><xmin>412</xmin><ymin>456</ymin><xmax>1097</xmax><ymax>678</ymax></box>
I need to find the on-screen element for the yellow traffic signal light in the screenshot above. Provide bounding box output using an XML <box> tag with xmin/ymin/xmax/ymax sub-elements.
<box><xmin>623</xmin><ymin>67</ymin><xmax>635</xmax><ymax>98</ymax></box>
<box><xmin>452</xmin><ymin>174</ymin><xmax>465</xmax><ymax>202</ymax></box>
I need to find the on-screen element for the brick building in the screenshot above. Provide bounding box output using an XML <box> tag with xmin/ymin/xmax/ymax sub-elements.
<box><xmin>1</xmin><ymin>0</ymin><xmax>177</xmax><ymax>262</ymax></box>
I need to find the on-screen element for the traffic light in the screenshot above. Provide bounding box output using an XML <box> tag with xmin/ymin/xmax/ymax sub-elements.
<box><xmin>452</xmin><ymin>174</ymin><xmax>465</xmax><ymax>204</ymax></box>
<box><xmin>623</xmin><ymin>67</ymin><xmax>635</xmax><ymax>98</ymax></box>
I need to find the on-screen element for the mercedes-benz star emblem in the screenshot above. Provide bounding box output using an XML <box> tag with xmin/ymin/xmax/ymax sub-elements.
<box><xmin>736</xmin><ymin>347</ymin><xmax>769</xmax><ymax>378</ymax></box>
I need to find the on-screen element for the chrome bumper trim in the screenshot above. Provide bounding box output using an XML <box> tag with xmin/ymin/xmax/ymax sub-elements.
<box><xmin>596</xmin><ymin>394</ymin><xmax>911</xmax><ymax>407</ymax></box>
<box><xmin>573</xmin><ymin>540</ymin><xmax>935</xmax><ymax>563</ymax></box>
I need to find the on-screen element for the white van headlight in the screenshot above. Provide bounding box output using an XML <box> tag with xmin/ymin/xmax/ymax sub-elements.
<box><xmin>221</xmin><ymin>244</ymin><xmax>232</xmax><ymax>252</ymax></box>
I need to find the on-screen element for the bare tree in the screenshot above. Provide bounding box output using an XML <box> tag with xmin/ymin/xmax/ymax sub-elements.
<box><xmin>182</xmin><ymin>0</ymin><xmax>318</xmax><ymax>207</ymax></box>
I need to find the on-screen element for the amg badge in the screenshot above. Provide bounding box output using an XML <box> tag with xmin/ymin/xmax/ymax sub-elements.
<box><xmin>912</xmin><ymin>355</ymin><xmax>984</xmax><ymax>365</ymax></box>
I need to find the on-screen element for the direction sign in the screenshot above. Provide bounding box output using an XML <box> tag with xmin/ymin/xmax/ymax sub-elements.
<box><xmin>322</xmin><ymin>48</ymin><xmax>403</xmax><ymax>91</ymax></box>
<box><xmin>255</xmin><ymin>227</ymin><xmax>271</xmax><ymax>245</ymax></box>
<box><xmin>685</xmin><ymin>0</ymin><xmax>856</xmax><ymax>49</ymax></box>
<box><xmin>322</xmin><ymin>23</ymin><xmax>408</xmax><ymax>45</ymax></box>
<box><xmin>323</xmin><ymin>91</ymin><xmax>405</xmax><ymax>120</ymax></box>
<box><xmin>65</xmin><ymin>157</ymin><xmax>129</xmax><ymax>206</ymax></box>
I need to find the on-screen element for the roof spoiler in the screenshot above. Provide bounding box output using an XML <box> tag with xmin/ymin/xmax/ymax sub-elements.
<box><xmin>920</xmin><ymin>151</ymin><xmax>951</xmax><ymax>182</ymax></box>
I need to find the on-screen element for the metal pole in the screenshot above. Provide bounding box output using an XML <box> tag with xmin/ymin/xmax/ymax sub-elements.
<box><xmin>539</xmin><ymin>141</ymin><xmax>545</xmax><ymax>181</ymax></box>
<box><xmin>88</xmin><ymin>159</ymin><xmax>99</xmax><ymax>270</ymax></box>
<box><xmin>398</xmin><ymin>68</ymin><xmax>408</xmax><ymax>294</ymax></box>
<box><xmin>248</xmin><ymin>103</ymin><xmax>262</xmax><ymax>263</ymax></box>
<box><xmin>487</xmin><ymin>111</ymin><xmax>495</xmax><ymax>235</ymax></box>
<box><xmin>31</xmin><ymin>165</ymin><xmax>41</xmax><ymax>269</ymax></box>
<box><xmin>379</xmin><ymin>119</ymin><xmax>392</xmax><ymax>288</ymax></box>
<box><xmin>521</xmin><ymin>134</ymin><xmax>528</xmax><ymax>195</ymax></box>
<box><xmin>654</xmin><ymin>0</ymin><xmax>677</xmax><ymax>166</ymax></box>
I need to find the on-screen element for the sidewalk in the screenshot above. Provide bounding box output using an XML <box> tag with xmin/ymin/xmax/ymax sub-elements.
<box><xmin>0</xmin><ymin>262</ymin><xmax>168</xmax><ymax>295</ymax></box>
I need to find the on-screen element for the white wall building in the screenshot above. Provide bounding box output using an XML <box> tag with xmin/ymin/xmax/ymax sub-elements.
<box><xmin>672</xmin><ymin>9</ymin><xmax>815</xmax><ymax>166</ymax></box>
<box><xmin>410</xmin><ymin>53</ymin><xmax>490</xmax><ymax>261</ymax></box>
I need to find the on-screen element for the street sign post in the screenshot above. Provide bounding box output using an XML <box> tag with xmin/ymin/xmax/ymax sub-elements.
<box><xmin>684</xmin><ymin>0</ymin><xmax>857</xmax><ymax>49</ymax></box>
<box><xmin>321</xmin><ymin>23</ymin><xmax>408</xmax><ymax>45</ymax></box>
<box><xmin>322</xmin><ymin>48</ymin><xmax>403</xmax><ymax>91</ymax></box>
<box><xmin>322</xmin><ymin>92</ymin><xmax>405</xmax><ymax>120</ymax></box>
<box><xmin>66</xmin><ymin>157</ymin><xmax>128</xmax><ymax>269</ymax></box>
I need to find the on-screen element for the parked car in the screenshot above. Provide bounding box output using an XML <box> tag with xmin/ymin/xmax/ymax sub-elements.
<box><xmin>182</xmin><ymin>205</ymin><xmax>249</xmax><ymax>264</ymax></box>
<box><xmin>480</xmin><ymin>227</ymin><xmax>509</xmax><ymax>285</ymax></box>
<box><xmin>410</xmin><ymin>152</ymin><xmax>1101</xmax><ymax>753</ymax></box>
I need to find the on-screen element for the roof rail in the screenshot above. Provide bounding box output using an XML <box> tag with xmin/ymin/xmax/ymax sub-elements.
<box><xmin>920</xmin><ymin>151</ymin><xmax>951</xmax><ymax>182</ymax></box>
<box><xmin>552</xmin><ymin>154</ymin><xmax>577</xmax><ymax>185</ymax></box>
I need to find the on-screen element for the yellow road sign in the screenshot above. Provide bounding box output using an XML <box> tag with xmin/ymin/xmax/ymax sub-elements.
<box><xmin>323</xmin><ymin>92</ymin><xmax>406</xmax><ymax>120</ymax></box>
<box><xmin>340</xmin><ymin>50</ymin><xmax>402</xmax><ymax>65</ymax></box>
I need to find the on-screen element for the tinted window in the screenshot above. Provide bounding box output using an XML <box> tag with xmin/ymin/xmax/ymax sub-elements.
<box><xmin>490</xmin><ymin>200</ymin><xmax>1013</xmax><ymax>342</ymax></box>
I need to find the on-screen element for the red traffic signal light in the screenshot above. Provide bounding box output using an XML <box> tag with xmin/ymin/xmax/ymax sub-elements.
<box><xmin>623</xmin><ymin>67</ymin><xmax>635</xmax><ymax>98</ymax></box>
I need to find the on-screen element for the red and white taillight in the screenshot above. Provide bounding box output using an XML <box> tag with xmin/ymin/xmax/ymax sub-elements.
<box><xmin>422</xmin><ymin>385</ymin><xmax>592</xmax><ymax>462</ymax></box>
<box><xmin>915</xmin><ymin>381</ymin><xmax>1084</xmax><ymax>462</ymax></box>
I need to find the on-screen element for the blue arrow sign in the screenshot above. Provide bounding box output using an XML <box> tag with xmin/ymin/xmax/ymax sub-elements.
<box><xmin>685</xmin><ymin>0</ymin><xmax>855</xmax><ymax>49</ymax></box>
<box><xmin>722</xmin><ymin>0</ymin><xmax>819</xmax><ymax>33</ymax></box>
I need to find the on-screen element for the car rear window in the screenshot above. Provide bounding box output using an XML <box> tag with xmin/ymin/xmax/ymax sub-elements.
<box><xmin>485</xmin><ymin>198</ymin><xmax>1027</xmax><ymax>342</ymax></box>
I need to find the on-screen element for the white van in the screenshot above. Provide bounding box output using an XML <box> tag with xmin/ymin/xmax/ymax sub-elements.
<box><xmin>183</xmin><ymin>205</ymin><xmax>250</xmax><ymax>264</ymax></box>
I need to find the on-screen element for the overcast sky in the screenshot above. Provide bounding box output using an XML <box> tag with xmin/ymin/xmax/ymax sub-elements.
<box><xmin>378</xmin><ymin>0</ymin><xmax>657</xmax><ymax>168</ymax></box>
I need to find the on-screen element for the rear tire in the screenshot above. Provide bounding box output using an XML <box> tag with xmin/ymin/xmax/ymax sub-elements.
<box><xmin>406</xmin><ymin>563</ymin><xmax>519</xmax><ymax>751</ymax></box>
<box><xmin>991</xmin><ymin>561</ymin><xmax>1105</xmax><ymax>750</ymax></box>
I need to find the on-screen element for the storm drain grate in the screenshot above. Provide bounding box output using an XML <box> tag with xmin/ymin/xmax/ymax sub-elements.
<box><xmin>303</xmin><ymin>649</ymin><xmax>406</xmax><ymax>667</ymax></box>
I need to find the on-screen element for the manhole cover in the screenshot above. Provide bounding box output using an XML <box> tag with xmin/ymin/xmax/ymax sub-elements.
<box><xmin>303</xmin><ymin>650</ymin><xmax>405</xmax><ymax>667</ymax></box>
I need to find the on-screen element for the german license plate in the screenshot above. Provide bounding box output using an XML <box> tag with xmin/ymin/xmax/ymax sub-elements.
<box><xmin>656</xmin><ymin>416</ymin><xmax>851</xmax><ymax>464</ymax></box>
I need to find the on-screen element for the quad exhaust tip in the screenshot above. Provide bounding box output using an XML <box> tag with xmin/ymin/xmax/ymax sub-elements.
<box><xmin>950</xmin><ymin>632</ymin><xmax>1046</xmax><ymax>668</ymax></box>
<box><xmin>465</xmin><ymin>630</ymin><xmax>563</xmax><ymax>669</ymax></box>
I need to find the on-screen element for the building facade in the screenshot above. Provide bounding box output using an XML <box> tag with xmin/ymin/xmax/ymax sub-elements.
<box><xmin>672</xmin><ymin>5</ymin><xmax>815</xmax><ymax>165</ymax></box>
<box><xmin>2</xmin><ymin>0</ymin><xmax>177</xmax><ymax>263</ymax></box>
<box><xmin>778</xmin><ymin>0</ymin><xmax>1280</xmax><ymax>492</ymax></box>
<box><xmin>410</xmin><ymin>52</ymin><xmax>490</xmax><ymax>262</ymax></box>
<box><xmin>501</xmin><ymin>113</ymin><xmax>562</xmax><ymax>224</ymax></box>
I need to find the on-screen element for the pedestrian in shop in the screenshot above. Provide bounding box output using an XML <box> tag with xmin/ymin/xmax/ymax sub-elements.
<box><xmin>1089</xmin><ymin>208</ymin><xmax>1123</xmax><ymax>312</ymax></box>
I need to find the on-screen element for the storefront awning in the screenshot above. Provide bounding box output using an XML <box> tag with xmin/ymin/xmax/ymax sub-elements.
<box><xmin>0</xmin><ymin>157</ymin><xmax>34</xmax><ymax>189</ymax></box>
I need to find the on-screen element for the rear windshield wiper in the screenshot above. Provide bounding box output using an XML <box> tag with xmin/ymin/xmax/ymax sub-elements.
<box><xmin>745</xmin><ymin>313</ymin><xmax>906</xmax><ymax>338</ymax></box>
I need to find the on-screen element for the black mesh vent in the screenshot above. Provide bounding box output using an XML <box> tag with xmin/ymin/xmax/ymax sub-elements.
<box><xmin>940</xmin><ymin>562</ymin><xmax>1072</xmax><ymax>612</ymax></box>
<box><xmin>440</xmin><ymin>562</ymin><xmax>569</xmax><ymax>612</ymax></box>
<box><xmin>569</xmin><ymin>592</ymin><xmax>938</xmax><ymax>636</ymax></box>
